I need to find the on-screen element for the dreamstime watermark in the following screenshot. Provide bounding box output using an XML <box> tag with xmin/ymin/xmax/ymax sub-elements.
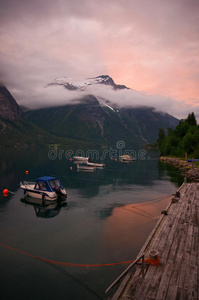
<box><xmin>48</xmin><ymin>140</ymin><xmax>147</xmax><ymax>161</ymax></box>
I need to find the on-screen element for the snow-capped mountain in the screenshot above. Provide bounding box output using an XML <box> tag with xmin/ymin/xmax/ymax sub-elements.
<box><xmin>48</xmin><ymin>75</ymin><xmax>129</xmax><ymax>91</ymax></box>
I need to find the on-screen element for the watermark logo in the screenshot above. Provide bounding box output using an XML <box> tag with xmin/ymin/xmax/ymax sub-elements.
<box><xmin>48</xmin><ymin>140</ymin><xmax>147</xmax><ymax>161</ymax></box>
<box><xmin>116</xmin><ymin>140</ymin><xmax>125</xmax><ymax>149</ymax></box>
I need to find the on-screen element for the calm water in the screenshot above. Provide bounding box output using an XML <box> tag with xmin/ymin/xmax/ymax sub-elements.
<box><xmin>0</xmin><ymin>147</ymin><xmax>183</xmax><ymax>300</ymax></box>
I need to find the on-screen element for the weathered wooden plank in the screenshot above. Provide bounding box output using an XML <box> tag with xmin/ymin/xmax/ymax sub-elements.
<box><xmin>154</xmin><ymin>221</ymin><xmax>185</xmax><ymax>299</ymax></box>
<box><xmin>120</xmin><ymin>274</ymin><xmax>143</xmax><ymax>300</ymax></box>
<box><xmin>111</xmin><ymin>271</ymin><xmax>133</xmax><ymax>300</ymax></box>
<box><xmin>187</xmin><ymin>226</ymin><xmax>198</xmax><ymax>300</ymax></box>
<box><xmin>135</xmin><ymin>198</ymin><xmax>186</xmax><ymax>299</ymax></box>
<box><xmin>165</xmin><ymin>206</ymin><xmax>188</xmax><ymax>299</ymax></box>
<box><xmin>177</xmin><ymin>221</ymin><xmax>192</xmax><ymax>291</ymax></box>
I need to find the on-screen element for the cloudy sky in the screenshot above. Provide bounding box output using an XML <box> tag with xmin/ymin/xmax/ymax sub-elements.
<box><xmin>0</xmin><ymin>0</ymin><xmax>199</xmax><ymax>119</ymax></box>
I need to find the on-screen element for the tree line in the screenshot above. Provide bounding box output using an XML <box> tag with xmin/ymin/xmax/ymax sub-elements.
<box><xmin>157</xmin><ymin>112</ymin><xmax>199</xmax><ymax>158</ymax></box>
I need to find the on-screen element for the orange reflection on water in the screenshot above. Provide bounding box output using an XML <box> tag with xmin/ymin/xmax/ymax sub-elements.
<box><xmin>101</xmin><ymin>196</ymin><xmax>171</xmax><ymax>260</ymax></box>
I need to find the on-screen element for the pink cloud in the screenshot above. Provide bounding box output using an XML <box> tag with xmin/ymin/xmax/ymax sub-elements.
<box><xmin>0</xmin><ymin>0</ymin><xmax>199</xmax><ymax>119</ymax></box>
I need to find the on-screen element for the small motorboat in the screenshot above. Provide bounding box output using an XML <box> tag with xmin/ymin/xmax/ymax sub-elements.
<box><xmin>20</xmin><ymin>176</ymin><xmax>67</xmax><ymax>200</ymax></box>
<box><xmin>87</xmin><ymin>162</ymin><xmax>105</xmax><ymax>168</ymax></box>
<box><xmin>73</xmin><ymin>156</ymin><xmax>90</xmax><ymax>163</ymax></box>
<box><xmin>119</xmin><ymin>155</ymin><xmax>135</xmax><ymax>162</ymax></box>
<box><xmin>77</xmin><ymin>164</ymin><xmax>96</xmax><ymax>171</ymax></box>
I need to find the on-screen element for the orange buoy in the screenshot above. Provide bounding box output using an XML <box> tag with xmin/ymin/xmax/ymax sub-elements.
<box><xmin>26</xmin><ymin>170</ymin><xmax>29</xmax><ymax>174</ymax></box>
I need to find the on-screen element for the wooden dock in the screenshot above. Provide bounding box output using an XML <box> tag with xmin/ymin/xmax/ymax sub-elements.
<box><xmin>110</xmin><ymin>182</ymin><xmax>199</xmax><ymax>300</ymax></box>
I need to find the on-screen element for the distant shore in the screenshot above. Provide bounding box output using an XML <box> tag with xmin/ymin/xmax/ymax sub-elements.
<box><xmin>159</xmin><ymin>156</ymin><xmax>199</xmax><ymax>182</ymax></box>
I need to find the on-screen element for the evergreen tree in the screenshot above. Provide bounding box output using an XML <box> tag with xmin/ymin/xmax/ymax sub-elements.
<box><xmin>187</xmin><ymin>112</ymin><xmax>197</xmax><ymax>126</ymax></box>
<box><xmin>157</xmin><ymin>128</ymin><xmax>166</xmax><ymax>155</ymax></box>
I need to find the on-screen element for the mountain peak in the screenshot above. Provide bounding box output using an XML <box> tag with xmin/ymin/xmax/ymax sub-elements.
<box><xmin>48</xmin><ymin>75</ymin><xmax>129</xmax><ymax>91</ymax></box>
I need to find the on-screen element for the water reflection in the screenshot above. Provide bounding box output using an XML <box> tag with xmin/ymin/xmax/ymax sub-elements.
<box><xmin>158</xmin><ymin>160</ymin><xmax>185</xmax><ymax>186</ymax></box>
<box><xmin>0</xmin><ymin>148</ymin><xmax>184</xmax><ymax>201</ymax></box>
<box><xmin>20</xmin><ymin>196</ymin><xmax>67</xmax><ymax>218</ymax></box>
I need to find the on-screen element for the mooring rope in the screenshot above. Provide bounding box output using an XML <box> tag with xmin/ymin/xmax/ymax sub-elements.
<box><xmin>0</xmin><ymin>243</ymin><xmax>135</xmax><ymax>268</ymax></box>
<box><xmin>0</xmin><ymin>242</ymin><xmax>161</xmax><ymax>268</ymax></box>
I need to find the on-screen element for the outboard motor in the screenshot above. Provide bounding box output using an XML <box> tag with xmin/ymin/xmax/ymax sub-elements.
<box><xmin>54</xmin><ymin>186</ymin><xmax>66</xmax><ymax>198</ymax></box>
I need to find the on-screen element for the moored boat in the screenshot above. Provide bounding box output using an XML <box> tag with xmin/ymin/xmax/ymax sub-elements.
<box><xmin>73</xmin><ymin>156</ymin><xmax>90</xmax><ymax>163</ymax></box>
<box><xmin>20</xmin><ymin>176</ymin><xmax>67</xmax><ymax>200</ymax></box>
<box><xmin>87</xmin><ymin>162</ymin><xmax>105</xmax><ymax>168</ymax></box>
<box><xmin>77</xmin><ymin>164</ymin><xmax>96</xmax><ymax>171</ymax></box>
<box><xmin>119</xmin><ymin>155</ymin><xmax>135</xmax><ymax>162</ymax></box>
<box><xmin>187</xmin><ymin>159</ymin><xmax>199</xmax><ymax>162</ymax></box>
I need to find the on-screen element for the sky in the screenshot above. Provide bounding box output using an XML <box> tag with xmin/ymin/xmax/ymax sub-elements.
<box><xmin>0</xmin><ymin>0</ymin><xmax>199</xmax><ymax>120</ymax></box>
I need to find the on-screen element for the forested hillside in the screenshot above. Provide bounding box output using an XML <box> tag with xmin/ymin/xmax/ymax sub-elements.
<box><xmin>157</xmin><ymin>112</ymin><xmax>199</xmax><ymax>158</ymax></box>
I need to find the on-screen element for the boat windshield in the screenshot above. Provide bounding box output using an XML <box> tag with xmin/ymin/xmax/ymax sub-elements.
<box><xmin>35</xmin><ymin>181</ymin><xmax>47</xmax><ymax>191</ymax></box>
<box><xmin>49</xmin><ymin>179</ymin><xmax>61</xmax><ymax>189</ymax></box>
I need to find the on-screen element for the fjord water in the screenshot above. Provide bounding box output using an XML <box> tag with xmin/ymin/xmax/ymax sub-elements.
<box><xmin>0</xmin><ymin>147</ymin><xmax>183</xmax><ymax>300</ymax></box>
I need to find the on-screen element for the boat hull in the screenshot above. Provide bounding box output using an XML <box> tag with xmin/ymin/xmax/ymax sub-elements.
<box><xmin>20</xmin><ymin>184</ymin><xmax>67</xmax><ymax>201</ymax></box>
<box><xmin>73</xmin><ymin>156</ymin><xmax>89</xmax><ymax>163</ymax></box>
<box><xmin>87</xmin><ymin>162</ymin><xmax>105</xmax><ymax>168</ymax></box>
<box><xmin>119</xmin><ymin>155</ymin><xmax>135</xmax><ymax>162</ymax></box>
<box><xmin>77</xmin><ymin>164</ymin><xmax>96</xmax><ymax>171</ymax></box>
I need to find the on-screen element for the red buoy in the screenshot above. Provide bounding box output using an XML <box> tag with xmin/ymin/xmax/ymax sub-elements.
<box><xmin>3</xmin><ymin>189</ymin><xmax>9</xmax><ymax>196</ymax></box>
<box><xmin>26</xmin><ymin>170</ymin><xmax>29</xmax><ymax>174</ymax></box>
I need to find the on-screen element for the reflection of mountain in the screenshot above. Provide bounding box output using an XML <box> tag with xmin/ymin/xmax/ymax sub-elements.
<box><xmin>20</xmin><ymin>197</ymin><xmax>67</xmax><ymax>218</ymax></box>
<box><xmin>95</xmin><ymin>204</ymin><xmax>121</xmax><ymax>220</ymax></box>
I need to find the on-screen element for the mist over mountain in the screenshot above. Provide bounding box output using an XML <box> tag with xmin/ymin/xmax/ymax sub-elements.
<box><xmin>0</xmin><ymin>77</ymin><xmax>179</xmax><ymax>147</ymax></box>
<box><xmin>24</xmin><ymin>93</ymin><xmax>179</xmax><ymax>146</ymax></box>
<box><xmin>0</xmin><ymin>85</ymin><xmax>79</xmax><ymax>147</ymax></box>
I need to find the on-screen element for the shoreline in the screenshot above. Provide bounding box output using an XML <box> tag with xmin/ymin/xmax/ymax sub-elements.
<box><xmin>159</xmin><ymin>156</ymin><xmax>199</xmax><ymax>182</ymax></box>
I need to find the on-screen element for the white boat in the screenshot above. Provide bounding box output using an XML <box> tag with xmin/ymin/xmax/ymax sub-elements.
<box><xmin>119</xmin><ymin>155</ymin><xmax>135</xmax><ymax>162</ymax></box>
<box><xmin>20</xmin><ymin>176</ymin><xmax>67</xmax><ymax>201</ymax></box>
<box><xmin>87</xmin><ymin>162</ymin><xmax>105</xmax><ymax>168</ymax></box>
<box><xmin>77</xmin><ymin>164</ymin><xmax>96</xmax><ymax>171</ymax></box>
<box><xmin>73</xmin><ymin>156</ymin><xmax>90</xmax><ymax>163</ymax></box>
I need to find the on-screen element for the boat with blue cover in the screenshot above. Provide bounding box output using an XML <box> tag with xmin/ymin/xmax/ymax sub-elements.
<box><xmin>187</xmin><ymin>159</ymin><xmax>199</xmax><ymax>162</ymax></box>
<box><xmin>20</xmin><ymin>176</ymin><xmax>67</xmax><ymax>200</ymax></box>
